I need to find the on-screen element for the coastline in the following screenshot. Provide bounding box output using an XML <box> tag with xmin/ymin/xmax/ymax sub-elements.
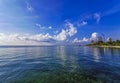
<box><xmin>89</xmin><ymin>45</ymin><xmax>120</xmax><ymax>49</ymax></box>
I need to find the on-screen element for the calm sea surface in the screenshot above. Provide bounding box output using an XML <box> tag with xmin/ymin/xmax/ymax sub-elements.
<box><xmin>0</xmin><ymin>46</ymin><xmax>120</xmax><ymax>83</ymax></box>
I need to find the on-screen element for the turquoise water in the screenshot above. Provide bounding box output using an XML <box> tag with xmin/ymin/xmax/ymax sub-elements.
<box><xmin>0</xmin><ymin>46</ymin><xmax>120</xmax><ymax>83</ymax></box>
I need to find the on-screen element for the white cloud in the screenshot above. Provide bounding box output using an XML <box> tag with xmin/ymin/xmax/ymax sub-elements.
<box><xmin>73</xmin><ymin>38</ymin><xmax>80</xmax><ymax>42</ymax></box>
<box><xmin>36</xmin><ymin>24</ymin><xmax>46</xmax><ymax>29</ymax></box>
<box><xmin>0</xmin><ymin>32</ymin><xmax>103</xmax><ymax>45</ymax></box>
<box><xmin>81</xmin><ymin>21</ymin><xmax>87</xmax><ymax>26</ymax></box>
<box><xmin>73</xmin><ymin>37</ymin><xmax>89</xmax><ymax>43</ymax></box>
<box><xmin>82</xmin><ymin>37</ymin><xmax>89</xmax><ymax>42</ymax></box>
<box><xmin>26</xmin><ymin>2</ymin><xmax>34</xmax><ymax>12</ymax></box>
<box><xmin>36</xmin><ymin>24</ymin><xmax>53</xmax><ymax>30</ymax></box>
<box><xmin>0</xmin><ymin>33</ymin><xmax>53</xmax><ymax>45</ymax></box>
<box><xmin>0</xmin><ymin>22</ymin><xmax>77</xmax><ymax>45</ymax></box>
<box><xmin>90</xmin><ymin>32</ymin><xmax>104</xmax><ymax>42</ymax></box>
<box><xmin>77</xmin><ymin>21</ymin><xmax>88</xmax><ymax>27</ymax></box>
<box><xmin>73</xmin><ymin>32</ymin><xmax>101</xmax><ymax>44</ymax></box>
<box><xmin>54</xmin><ymin>29</ymin><xmax>67</xmax><ymax>41</ymax></box>
<box><xmin>89</xmin><ymin>32</ymin><xmax>100</xmax><ymax>42</ymax></box>
<box><xmin>29</xmin><ymin>33</ymin><xmax>52</xmax><ymax>42</ymax></box>
<box><xmin>77</xmin><ymin>12</ymin><xmax>102</xmax><ymax>24</ymax></box>
<box><xmin>67</xmin><ymin>22</ymin><xmax>77</xmax><ymax>36</ymax></box>
<box><xmin>91</xmin><ymin>32</ymin><xmax>99</xmax><ymax>39</ymax></box>
<box><xmin>48</xmin><ymin>26</ymin><xmax>52</xmax><ymax>29</ymax></box>
<box><xmin>94</xmin><ymin>13</ymin><xmax>101</xmax><ymax>23</ymax></box>
<box><xmin>54</xmin><ymin>22</ymin><xmax>77</xmax><ymax>41</ymax></box>
<box><xmin>80</xmin><ymin>5</ymin><xmax>120</xmax><ymax>24</ymax></box>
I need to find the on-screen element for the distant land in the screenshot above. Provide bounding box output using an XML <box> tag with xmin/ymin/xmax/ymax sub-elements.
<box><xmin>87</xmin><ymin>38</ymin><xmax>120</xmax><ymax>48</ymax></box>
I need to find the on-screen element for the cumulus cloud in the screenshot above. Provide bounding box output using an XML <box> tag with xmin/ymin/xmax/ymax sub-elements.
<box><xmin>54</xmin><ymin>22</ymin><xmax>77</xmax><ymax>41</ymax></box>
<box><xmin>91</xmin><ymin>32</ymin><xmax>99</xmax><ymax>39</ymax></box>
<box><xmin>28</xmin><ymin>33</ymin><xmax>52</xmax><ymax>42</ymax></box>
<box><xmin>73</xmin><ymin>32</ymin><xmax>101</xmax><ymax>44</ymax></box>
<box><xmin>0</xmin><ymin>22</ymin><xmax>78</xmax><ymax>45</ymax></box>
<box><xmin>54</xmin><ymin>29</ymin><xmax>67</xmax><ymax>41</ymax></box>
<box><xmin>90</xmin><ymin>32</ymin><xmax>105</xmax><ymax>42</ymax></box>
<box><xmin>66</xmin><ymin>22</ymin><xmax>77</xmax><ymax>36</ymax></box>
<box><xmin>0</xmin><ymin>33</ymin><xmax>53</xmax><ymax>45</ymax></box>
<box><xmin>0</xmin><ymin>31</ymin><xmax>102</xmax><ymax>45</ymax></box>
<box><xmin>73</xmin><ymin>37</ymin><xmax>89</xmax><ymax>43</ymax></box>
<box><xmin>82</xmin><ymin>37</ymin><xmax>89</xmax><ymax>42</ymax></box>
<box><xmin>73</xmin><ymin>38</ymin><xmax>80</xmax><ymax>42</ymax></box>
<box><xmin>90</xmin><ymin>32</ymin><xmax>102</xmax><ymax>42</ymax></box>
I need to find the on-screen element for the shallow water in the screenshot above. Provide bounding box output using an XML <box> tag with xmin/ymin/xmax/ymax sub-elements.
<box><xmin>0</xmin><ymin>46</ymin><xmax>120</xmax><ymax>83</ymax></box>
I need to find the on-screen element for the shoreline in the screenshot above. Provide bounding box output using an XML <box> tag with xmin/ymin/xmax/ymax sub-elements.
<box><xmin>89</xmin><ymin>45</ymin><xmax>120</xmax><ymax>49</ymax></box>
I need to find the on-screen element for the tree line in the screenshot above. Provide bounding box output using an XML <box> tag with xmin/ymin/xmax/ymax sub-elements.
<box><xmin>88</xmin><ymin>38</ymin><xmax>120</xmax><ymax>46</ymax></box>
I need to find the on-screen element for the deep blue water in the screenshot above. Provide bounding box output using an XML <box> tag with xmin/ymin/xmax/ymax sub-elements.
<box><xmin>0</xmin><ymin>46</ymin><xmax>120</xmax><ymax>83</ymax></box>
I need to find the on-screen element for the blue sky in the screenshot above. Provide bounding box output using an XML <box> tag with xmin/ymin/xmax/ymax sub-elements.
<box><xmin>0</xmin><ymin>0</ymin><xmax>120</xmax><ymax>45</ymax></box>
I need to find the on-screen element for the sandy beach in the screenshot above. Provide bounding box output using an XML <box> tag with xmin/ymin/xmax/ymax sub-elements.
<box><xmin>93</xmin><ymin>46</ymin><xmax>120</xmax><ymax>49</ymax></box>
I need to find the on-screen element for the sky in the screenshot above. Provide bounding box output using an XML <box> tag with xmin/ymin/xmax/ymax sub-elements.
<box><xmin>0</xmin><ymin>0</ymin><xmax>120</xmax><ymax>45</ymax></box>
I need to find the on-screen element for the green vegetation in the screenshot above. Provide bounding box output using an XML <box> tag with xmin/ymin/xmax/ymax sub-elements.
<box><xmin>88</xmin><ymin>38</ymin><xmax>120</xmax><ymax>46</ymax></box>
<box><xmin>10</xmin><ymin>72</ymin><xmax>103</xmax><ymax>83</ymax></box>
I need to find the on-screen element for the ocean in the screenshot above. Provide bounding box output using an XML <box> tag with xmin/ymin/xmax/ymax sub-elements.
<box><xmin>0</xmin><ymin>46</ymin><xmax>120</xmax><ymax>83</ymax></box>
